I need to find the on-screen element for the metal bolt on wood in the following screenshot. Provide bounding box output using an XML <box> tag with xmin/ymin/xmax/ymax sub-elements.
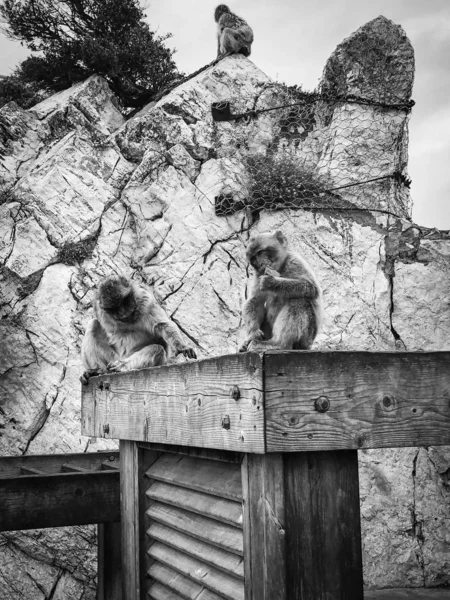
<box><xmin>222</xmin><ymin>415</ymin><xmax>231</xmax><ymax>430</ymax></box>
<box><xmin>230</xmin><ymin>386</ymin><xmax>240</xmax><ymax>401</ymax></box>
<box><xmin>314</xmin><ymin>395</ymin><xmax>330</xmax><ymax>413</ymax></box>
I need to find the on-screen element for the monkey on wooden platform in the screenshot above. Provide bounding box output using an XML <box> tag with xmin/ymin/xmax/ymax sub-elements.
<box><xmin>240</xmin><ymin>231</ymin><xmax>323</xmax><ymax>352</ymax></box>
<box><xmin>214</xmin><ymin>4</ymin><xmax>254</xmax><ymax>58</ymax></box>
<box><xmin>80</xmin><ymin>276</ymin><xmax>196</xmax><ymax>385</ymax></box>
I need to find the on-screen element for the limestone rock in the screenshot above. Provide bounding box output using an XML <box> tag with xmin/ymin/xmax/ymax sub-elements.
<box><xmin>321</xmin><ymin>15</ymin><xmax>415</xmax><ymax>104</ymax></box>
<box><xmin>0</xmin><ymin>17</ymin><xmax>448</xmax><ymax>599</ymax></box>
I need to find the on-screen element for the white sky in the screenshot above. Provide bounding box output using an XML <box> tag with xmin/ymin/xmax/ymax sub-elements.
<box><xmin>1</xmin><ymin>0</ymin><xmax>449</xmax><ymax>229</ymax></box>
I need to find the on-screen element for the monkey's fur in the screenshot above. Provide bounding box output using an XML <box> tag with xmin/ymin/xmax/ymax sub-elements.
<box><xmin>80</xmin><ymin>276</ymin><xmax>196</xmax><ymax>384</ymax></box>
<box><xmin>240</xmin><ymin>231</ymin><xmax>323</xmax><ymax>351</ymax></box>
<box><xmin>214</xmin><ymin>4</ymin><xmax>254</xmax><ymax>58</ymax></box>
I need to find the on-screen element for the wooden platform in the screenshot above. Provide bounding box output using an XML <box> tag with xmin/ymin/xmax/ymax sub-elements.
<box><xmin>80</xmin><ymin>351</ymin><xmax>450</xmax><ymax>600</ymax></box>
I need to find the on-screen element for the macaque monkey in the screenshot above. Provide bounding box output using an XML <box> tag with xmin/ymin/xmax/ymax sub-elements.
<box><xmin>240</xmin><ymin>231</ymin><xmax>323</xmax><ymax>351</ymax></box>
<box><xmin>214</xmin><ymin>4</ymin><xmax>254</xmax><ymax>58</ymax></box>
<box><xmin>80</xmin><ymin>276</ymin><xmax>196</xmax><ymax>384</ymax></box>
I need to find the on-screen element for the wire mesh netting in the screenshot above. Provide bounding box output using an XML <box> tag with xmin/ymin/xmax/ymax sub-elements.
<box><xmin>208</xmin><ymin>18</ymin><xmax>415</xmax><ymax>221</ymax></box>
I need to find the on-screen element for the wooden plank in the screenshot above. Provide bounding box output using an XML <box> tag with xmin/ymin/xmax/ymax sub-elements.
<box><xmin>98</xmin><ymin>522</ymin><xmax>122</xmax><ymax>600</ymax></box>
<box><xmin>284</xmin><ymin>450</ymin><xmax>363</xmax><ymax>600</ymax></box>
<box><xmin>138</xmin><ymin>442</ymin><xmax>243</xmax><ymax>464</ymax></box>
<box><xmin>149</xmin><ymin>563</ymin><xmax>224</xmax><ymax>600</ymax></box>
<box><xmin>147</xmin><ymin>453</ymin><xmax>242</xmax><ymax>501</ymax></box>
<box><xmin>241</xmin><ymin>454</ymin><xmax>286</xmax><ymax>600</ymax></box>
<box><xmin>148</xmin><ymin>522</ymin><xmax>244</xmax><ymax>579</ymax></box>
<box><xmin>20</xmin><ymin>466</ymin><xmax>45</xmax><ymax>475</ymax></box>
<box><xmin>81</xmin><ymin>353</ymin><xmax>264</xmax><ymax>453</ymax></box>
<box><xmin>0</xmin><ymin>451</ymin><xmax>120</xmax><ymax>478</ymax></box>
<box><xmin>264</xmin><ymin>351</ymin><xmax>450</xmax><ymax>451</ymax></box>
<box><xmin>146</xmin><ymin>482</ymin><xmax>243</xmax><ymax>528</ymax></box>
<box><xmin>147</xmin><ymin>503</ymin><xmax>243</xmax><ymax>555</ymax></box>
<box><xmin>149</xmin><ymin>562</ymin><xmax>204</xmax><ymax>600</ymax></box>
<box><xmin>0</xmin><ymin>471</ymin><xmax>120</xmax><ymax>531</ymax></box>
<box><xmin>147</xmin><ymin>582</ymin><xmax>184</xmax><ymax>600</ymax></box>
<box><xmin>148</xmin><ymin>542</ymin><xmax>244</xmax><ymax>600</ymax></box>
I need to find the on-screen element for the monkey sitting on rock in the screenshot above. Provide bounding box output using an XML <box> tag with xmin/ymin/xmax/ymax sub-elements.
<box><xmin>240</xmin><ymin>231</ymin><xmax>323</xmax><ymax>352</ymax></box>
<box><xmin>80</xmin><ymin>276</ymin><xmax>196</xmax><ymax>385</ymax></box>
<box><xmin>214</xmin><ymin>4</ymin><xmax>254</xmax><ymax>58</ymax></box>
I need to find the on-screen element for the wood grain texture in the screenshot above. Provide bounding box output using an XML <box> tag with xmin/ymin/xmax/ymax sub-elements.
<box><xmin>120</xmin><ymin>441</ymin><xmax>140</xmax><ymax>600</ymax></box>
<box><xmin>147</xmin><ymin>453</ymin><xmax>242</xmax><ymax>501</ymax></box>
<box><xmin>242</xmin><ymin>454</ymin><xmax>286</xmax><ymax>600</ymax></box>
<box><xmin>0</xmin><ymin>452</ymin><xmax>119</xmax><ymax>478</ymax></box>
<box><xmin>81</xmin><ymin>353</ymin><xmax>264</xmax><ymax>452</ymax></box>
<box><xmin>148</xmin><ymin>563</ymin><xmax>225</xmax><ymax>600</ymax></box>
<box><xmin>147</xmin><ymin>502</ymin><xmax>243</xmax><ymax>555</ymax></box>
<box><xmin>148</xmin><ymin>542</ymin><xmax>244</xmax><ymax>600</ymax></box>
<box><xmin>98</xmin><ymin>522</ymin><xmax>122</xmax><ymax>600</ymax></box>
<box><xmin>284</xmin><ymin>450</ymin><xmax>363</xmax><ymax>600</ymax></box>
<box><xmin>146</xmin><ymin>482</ymin><xmax>243</xmax><ymax>528</ymax></box>
<box><xmin>0</xmin><ymin>470</ymin><xmax>119</xmax><ymax>531</ymax></box>
<box><xmin>148</xmin><ymin>522</ymin><xmax>244</xmax><ymax>579</ymax></box>
<box><xmin>264</xmin><ymin>351</ymin><xmax>450</xmax><ymax>451</ymax></box>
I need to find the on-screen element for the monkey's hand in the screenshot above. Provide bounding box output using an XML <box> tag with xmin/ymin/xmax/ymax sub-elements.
<box><xmin>264</xmin><ymin>266</ymin><xmax>280</xmax><ymax>277</ymax></box>
<box><xmin>176</xmin><ymin>346</ymin><xmax>197</xmax><ymax>360</ymax></box>
<box><xmin>239</xmin><ymin>330</ymin><xmax>264</xmax><ymax>352</ymax></box>
<box><xmin>106</xmin><ymin>360</ymin><xmax>126</xmax><ymax>373</ymax></box>
<box><xmin>80</xmin><ymin>369</ymin><xmax>107</xmax><ymax>385</ymax></box>
<box><xmin>259</xmin><ymin>272</ymin><xmax>278</xmax><ymax>292</ymax></box>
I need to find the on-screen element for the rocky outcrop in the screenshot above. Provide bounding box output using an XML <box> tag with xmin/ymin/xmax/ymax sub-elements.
<box><xmin>0</xmin><ymin>16</ymin><xmax>449</xmax><ymax>597</ymax></box>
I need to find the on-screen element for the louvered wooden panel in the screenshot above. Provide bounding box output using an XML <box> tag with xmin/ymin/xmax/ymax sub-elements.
<box><xmin>145</xmin><ymin>452</ymin><xmax>244</xmax><ymax>600</ymax></box>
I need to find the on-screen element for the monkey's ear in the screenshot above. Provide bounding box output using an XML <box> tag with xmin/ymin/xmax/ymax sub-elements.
<box><xmin>275</xmin><ymin>230</ymin><xmax>287</xmax><ymax>245</ymax></box>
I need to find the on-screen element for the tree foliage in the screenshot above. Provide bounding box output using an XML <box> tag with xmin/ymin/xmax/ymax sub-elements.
<box><xmin>0</xmin><ymin>0</ymin><xmax>181</xmax><ymax>109</ymax></box>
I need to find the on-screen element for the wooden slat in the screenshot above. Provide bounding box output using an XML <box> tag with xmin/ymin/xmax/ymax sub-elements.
<box><xmin>0</xmin><ymin>471</ymin><xmax>119</xmax><ymax>531</ymax></box>
<box><xmin>146</xmin><ymin>482</ymin><xmax>243</xmax><ymax>528</ymax></box>
<box><xmin>0</xmin><ymin>452</ymin><xmax>119</xmax><ymax>478</ymax></box>
<box><xmin>20</xmin><ymin>466</ymin><xmax>45</xmax><ymax>475</ymax></box>
<box><xmin>148</xmin><ymin>522</ymin><xmax>244</xmax><ymax>579</ymax></box>
<box><xmin>146</xmin><ymin>453</ymin><xmax>242</xmax><ymax>501</ymax></box>
<box><xmin>284</xmin><ymin>450</ymin><xmax>363</xmax><ymax>600</ymax></box>
<box><xmin>138</xmin><ymin>442</ymin><xmax>243</xmax><ymax>464</ymax></box>
<box><xmin>148</xmin><ymin>542</ymin><xmax>244</xmax><ymax>600</ymax></box>
<box><xmin>148</xmin><ymin>563</ymin><xmax>224</xmax><ymax>600</ymax></box>
<box><xmin>81</xmin><ymin>353</ymin><xmax>264</xmax><ymax>453</ymax></box>
<box><xmin>147</xmin><ymin>503</ymin><xmax>243</xmax><ymax>555</ymax></box>
<box><xmin>242</xmin><ymin>454</ymin><xmax>286</xmax><ymax>600</ymax></box>
<box><xmin>62</xmin><ymin>464</ymin><xmax>89</xmax><ymax>473</ymax></box>
<box><xmin>148</xmin><ymin>581</ymin><xmax>184</xmax><ymax>600</ymax></box>
<box><xmin>264</xmin><ymin>351</ymin><xmax>450</xmax><ymax>451</ymax></box>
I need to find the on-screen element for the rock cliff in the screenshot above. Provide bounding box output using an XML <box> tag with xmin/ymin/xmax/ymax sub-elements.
<box><xmin>0</xmin><ymin>16</ymin><xmax>449</xmax><ymax>597</ymax></box>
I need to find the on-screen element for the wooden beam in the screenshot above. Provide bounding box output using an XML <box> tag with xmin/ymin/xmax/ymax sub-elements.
<box><xmin>82</xmin><ymin>353</ymin><xmax>264</xmax><ymax>453</ymax></box>
<box><xmin>0</xmin><ymin>452</ymin><xmax>119</xmax><ymax>478</ymax></box>
<box><xmin>0</xmin><ymin>470</ymin><xmax>120</xmax><ymax>531</ymax></box>
<box><xmin>264</xmin><ymin>351</ymin><xmax>450</xmax><ymax>451</ymax></box>
<box><xmin>283</xmin><ymin>450</ymin><xmax>363</xmax><ymax>599</ymax></box>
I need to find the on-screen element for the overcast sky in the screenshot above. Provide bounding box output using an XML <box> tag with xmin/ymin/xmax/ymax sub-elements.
<box><xmin>1</xmin><ymin>0</ymin><xmax>449</xmax><ymax>229</ymax></box>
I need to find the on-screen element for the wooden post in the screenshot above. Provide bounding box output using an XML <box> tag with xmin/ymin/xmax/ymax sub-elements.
<box><xmin>98</xmin><ymin>522</ymin><xmax>122</xmax><ymax>600</ymax></box>
<box><xmin>120</xmin><ymin>441</ymin><xmax>159</xmax><ymax>600</ymax></box>
<box><xmin>242</xmin><ymin>453</ymin><xmax>286</xmax><ymax>600</ymax></box>
<box><xmin>243</xmin><ymin>451</ymin><xmax>363</xmax><ymax>600</ymax></box>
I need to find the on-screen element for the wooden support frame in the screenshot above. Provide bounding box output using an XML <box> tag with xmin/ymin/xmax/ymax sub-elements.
<box><xmin>80</xmin><ymin>351</ymin><xmax>450</xmax><ymax>600</ymax></box>
<box><xmin>0</xmin><ymin>452</ymin><xmax>120</xmax><ymax>531</ymax></box>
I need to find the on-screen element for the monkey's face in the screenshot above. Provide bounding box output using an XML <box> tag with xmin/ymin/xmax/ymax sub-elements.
<box><xmin>98</xmin><ymin>277</ymin><xmax>137</xmax><ymax>323</ymax></box>
<box><xmin>246</xmin><ymin>233</ymin><xmax>287</xmax><ymax>275</ymax></box>
<box><xmin>214</xmin><ymin>4</ymin><xmax>230</xmax><ymax>21</ymax></box>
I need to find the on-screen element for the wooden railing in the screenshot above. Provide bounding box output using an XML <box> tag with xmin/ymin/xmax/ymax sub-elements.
<box><xmin>80</xmin><ymin>350</ymin><xmax>450</xmax><ymax>600</ymax></box>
